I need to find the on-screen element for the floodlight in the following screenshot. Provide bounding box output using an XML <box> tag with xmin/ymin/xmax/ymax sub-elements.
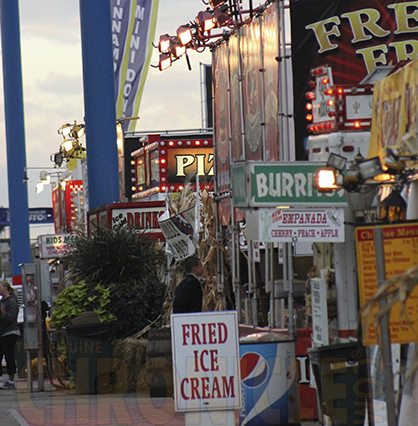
<box><xmin>326</xmin><ymin>153</ymin><xmax>347</xmax><ymax>172</ymax></box>
<box><xmin>158</xmin><ymin>34</ymin><xmax>171</xmax><ymax>53</ymax></box>
<box><xmin>159</xmin><ymin>53</ymin><xmax>172</xmax><ymax>71</ymax></box>
<box><xmin>36</xmin><ymin>182</ymin><xmax>44</xmax><ymax>194</ymax></box>
<box><xmin>314</xmin><ymin>169</ymin><xmax>338</xmax><ymax>193</ymax></box>
<box><xmin>358</xmin><ymin>157</ymin><xmax>385</xmax><ymax>180</ymax></box>
<box><xmin>61</xmin><ymin>140</ymin><xmax>74</xmax><ymax>154</ymax></box>
<box><xmin>196</xmin><ymin>10</ymin><xmax>216</xmax><ymax>32</ymax></box>
<box><xmin>171</xmin><ymin>40</ymin><xmax>186</xmax><ymax>58</ymax></box>
<box><xmin>209</xmin><ymin>0</ymin><xmax>227</xmax><ymax>8</ymax></box>
<box><xmin>39</xmin><ymin>171</ymin><xmax>51</xmax><ymax>183</ymax></box>
<box><xmin>57</xmin><ymin>124</ymin><xmax>71</xmax><ymax>138</ymax></box>
<box><xmin>177</xmin><ymin>25</ymin><xmax>193</xmax><ymax>46</ymax></box>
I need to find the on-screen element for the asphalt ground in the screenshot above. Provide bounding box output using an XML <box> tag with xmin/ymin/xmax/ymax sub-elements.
<box><xmin>0</xmin><ymin>378</ymin><xmax>320</xmax><ymax>426</ymax></box>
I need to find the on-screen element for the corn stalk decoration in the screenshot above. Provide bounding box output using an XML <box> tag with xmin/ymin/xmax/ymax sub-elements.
<box><xmin>161</xmin><ymin>184</ymin><xmax>224</xmax><ymax>325</ymax></box>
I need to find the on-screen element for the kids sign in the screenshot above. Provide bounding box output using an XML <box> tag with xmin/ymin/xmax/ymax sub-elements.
<box><xmin>171</xmin><ymin>311</ymin><xmax>241</xmax><ymax>412</ymax></box>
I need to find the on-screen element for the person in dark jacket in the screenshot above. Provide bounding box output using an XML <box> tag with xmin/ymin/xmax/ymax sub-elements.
<box><xmin>173</xmin><ymin>257</ymin><xmax>203</xmax><ymax>314</ymax></box>
<box><xmin>0</xmin><ymin>281</ymin><xmax>20</xmax><ymax>389</ymax></box>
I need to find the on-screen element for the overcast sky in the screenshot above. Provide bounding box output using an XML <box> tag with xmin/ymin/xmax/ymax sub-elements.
<box><xmin>0</xmin><ymin>0</ymin><xmax>212</xmax><ymax>239</ymax></box>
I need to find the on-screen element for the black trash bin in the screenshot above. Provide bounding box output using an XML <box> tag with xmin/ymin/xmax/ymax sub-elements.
<box><xmin>308</xmin><ymin>342</ymin><xmax>369</xmax><ymax>426</ymax></box>
<box><xmin>64</xmin><ymin>322</ymin><xmax>118</xmax><ymax>395</ymax></box>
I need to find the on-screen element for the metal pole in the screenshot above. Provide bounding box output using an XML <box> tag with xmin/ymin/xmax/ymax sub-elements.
<box><xmin>374</xmin><ymin>227</ymin><xmax>397</xmax><ymax>426</ymax></box>
<box><xmin>79</xmin><ymin>0</ymin><xmax>120</xmax><ymax>210</ymax></box>
<box><xmin>0</xmin><ymin>0</ymin><xmax>31</xmax><ymax>284</ymax></box>
<box><xmin>287</xmin><ymin>242</ymin><xmax>296</xmax><ymax>338</ymax></box>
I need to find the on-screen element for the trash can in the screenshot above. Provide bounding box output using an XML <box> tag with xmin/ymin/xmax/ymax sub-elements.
<box><xmin>64</xmin><ymin>321</ymin><xmax>118</xmax><ymax>395</ymax></box>
<box><xmin>239</xmin><ymin>332</ymin><xmax>300</xmax><ymax>426</ymax></box>
<box><xmin>308</xmin><ymin>342</ymin><xmax>368</xmax><ymax>426</ymax></box>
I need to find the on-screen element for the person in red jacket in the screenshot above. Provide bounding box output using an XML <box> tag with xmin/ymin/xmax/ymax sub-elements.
<box><xmin>173</xmin><ymin>257</ymin><xmax>204</xmax><ymax>314</ymax></box>
<box><xmin>0</xmin><ymin>281</ymin><xmax>20</xmax><ymax>390</ymax></box>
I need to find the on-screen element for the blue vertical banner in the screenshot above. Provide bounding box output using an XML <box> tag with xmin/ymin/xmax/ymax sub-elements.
<box><xmin>111</xmin><ymin>0</ymin><xmax>160</xmax><ymax>132</ymax></box>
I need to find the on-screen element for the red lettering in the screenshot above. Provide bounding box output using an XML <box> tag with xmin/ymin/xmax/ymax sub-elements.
<box><xmin>208</xmin><ymin>323</ymin><xmax>217</xmax><ymax>343</ymax></box>
<box><xmin>200</xmin><ymin>350</ymin><xmax>209</xmax><ymax>372</ymax></box>
<box><xmin>191</xmin><ymin>324</ymin><xmax>201</xmax><ymax>345</ymax></box>
<box><xmin>218</xmin><ymin>323</ymin><xmax>227</xmax><ymax>343</ymax></box>
<box><xmin>127</xmin><ymin>213</ymin><xmax>134</xmax><ymax>228</ymax></box>
<box><xmin>182</xmin><ymin>324</ymin><xmax>190</xmax><ymax>345</ymax></box>
<box><xmin>201</xmin><ymin>377</ymin><xmax>210</xmax><ymax>399</ymax></box>
<box><xmin>181</xmin><ymin>378</ymin><xmax>189</xmax><ymax>400</ymax></box>
<box><xmin>190</xmin><ymin>378</ymin><xmax>200</xmax><ymax>400</ymax></box>
<box><xmin>222</xmin><ymin>376</ymin><xmax>235</xmax><ymax>397</ymax></box>
<box><xmin>193</xmin><ymin>350</ymin><xmax>199</xmax><ymax>372</ymax></box>
<box><xmin>201</xmin><ymin>323</ymin><xmax>207</xmax><ymax>344</ymax></box>
<box><xmin>212</xmin><ymin>377</ymin><xmax>221</xmax><ymax>398</ymax></box>
<box><xmin>146</xmin><ymin>212</ymin><xmax>152</xmax><ymax>228</ymax></box>
<box><xmin>210</xmin><ymin>350</ymin><xmax>219</xmax><ymax>371</ymax></box>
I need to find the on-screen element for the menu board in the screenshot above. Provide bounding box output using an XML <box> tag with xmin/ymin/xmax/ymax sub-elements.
<box><xmin>356</xmin><ymin>222</ymin><xmax>418</xmax><ymax>346</ymax></box>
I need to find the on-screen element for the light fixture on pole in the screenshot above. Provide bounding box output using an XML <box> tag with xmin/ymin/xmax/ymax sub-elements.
<box><xmin>177</xmin><ymin>25</ymin><xmax>193</xmax><ymax>47</ymax></box>
<box><xmin>158</xmin><ymin>34</ymin><xmax>171</xmax><ymax>53</ymax></box>
<box><xmin>196</xmin><ymin>10</ymin><xmax>216</xmax><ymax>32</ymax></box>
<box><xmin>209</xmin><ymin>0</ymin><xmax>227</xmax><ymax>8</ymax></box>
<box><xmin>379</xmin><ymin>188</ymin><xmax>407</xmax><ymax>222</ymax></box>
<box><xmin>159</xmin><ymin>53</ymin><xmax>172</xmax><ymax>71</ymax></box>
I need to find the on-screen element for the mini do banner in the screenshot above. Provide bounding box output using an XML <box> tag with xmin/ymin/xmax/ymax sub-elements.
<box><xmin>171</xmin><ymin>311</ymin><xmax>241</xmax><ymax>412</ymax></box>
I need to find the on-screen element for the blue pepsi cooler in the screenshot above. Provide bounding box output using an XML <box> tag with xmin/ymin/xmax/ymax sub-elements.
<box><xmin>239</xmin><ymin>333</ymin><xmax>300</xmax><ymax>426</ymax></box>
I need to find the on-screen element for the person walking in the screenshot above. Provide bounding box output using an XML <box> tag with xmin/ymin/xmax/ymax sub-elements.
<box><xmin>173</xmin><ymin>257</ymin><xmax>204</xmax><ymax>314</ymax></box>
<box><xmin>0</xmin><ymin>281</ymin><xmax>20</xmax><ymax>389</ymax></box>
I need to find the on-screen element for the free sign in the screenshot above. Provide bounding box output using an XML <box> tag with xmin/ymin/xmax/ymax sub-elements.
<box><xmin>171</xmin><ymin>311</ymin><xmax>241</xmax><ymax>412</ymax></box>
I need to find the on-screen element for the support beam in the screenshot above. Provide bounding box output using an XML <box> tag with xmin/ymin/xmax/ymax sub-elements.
<box><xmin>0</xmin><ymin>0</ymin><xmax>31</xmax><ymax>284</ymax></box>
<box><xmin>79</xmin><ymin>0</ymin><xmax>120</xmax><ymax>210</ymax></box>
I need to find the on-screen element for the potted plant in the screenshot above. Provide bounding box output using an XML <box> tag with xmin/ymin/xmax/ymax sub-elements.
<box><xmin>50</xmin><ymin>224</ymin><xmax>166</xmax><ymax>393</ymax></box>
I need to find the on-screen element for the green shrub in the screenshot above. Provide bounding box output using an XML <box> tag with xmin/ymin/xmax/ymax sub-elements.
<box><xmin>55</xmin><ymin>224</ymin><xmax>166</xmax><ymax>338</ymax></box>
<box><xmin>51</xmin><ymin>280</ymin><xmax>116</xmax><ymax>335</ymax></box>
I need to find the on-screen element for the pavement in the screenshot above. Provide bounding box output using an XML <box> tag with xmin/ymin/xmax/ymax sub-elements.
<box><xmin>0</xmin><ymin>378</ymin><xmax>321</xmax><ymax>426</ymax></box>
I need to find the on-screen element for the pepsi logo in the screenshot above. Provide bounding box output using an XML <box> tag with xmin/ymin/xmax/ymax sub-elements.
<box><xmin>240</xmin><ymin>352</ymin><xmax>269</xmax><ymax>388</ymax></box>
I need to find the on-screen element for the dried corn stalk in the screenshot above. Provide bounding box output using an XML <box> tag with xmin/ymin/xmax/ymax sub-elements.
<box><xmin>161</xmin><ymin>187</ymin><xmax>224</xmax><ymax>324</ymax></box>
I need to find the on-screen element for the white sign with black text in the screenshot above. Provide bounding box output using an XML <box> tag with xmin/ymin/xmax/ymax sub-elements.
<box><xmin>171</xmin><ymin>311</ymin><xmax>241</xmax><ymax>412</ymax></box>
<box><xmin>258</xmin><ymin>208</ymin><xmax>345</xmax><ymax>243</ymax></box>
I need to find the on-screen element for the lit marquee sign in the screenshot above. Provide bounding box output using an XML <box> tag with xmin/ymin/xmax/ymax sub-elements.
<box><xmin>159</xmin><ymin>139</ymin><xmax>214</xmax><ymax>192</ymax></box>
<box><xmin>131</xmin><ymin>136</ymin><xmax>214</xmax><ymax>199</ymax></box>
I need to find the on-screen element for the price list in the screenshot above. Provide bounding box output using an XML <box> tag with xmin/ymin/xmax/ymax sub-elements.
<box><xmin>355</xmin><ymin>222</ymin><xmax>418</xmax><ymax>345</ymax></box>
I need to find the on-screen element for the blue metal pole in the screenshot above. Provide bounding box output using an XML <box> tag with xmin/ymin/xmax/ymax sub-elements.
<box><xmin>79</xmin><ymin>0</ymin><xmax>120</xmax><ymax>210</ymax></box>
<box><xmin>0</xmin><ymin>0</ymin><xmax>31</xmax><ymax>284</ymax></box>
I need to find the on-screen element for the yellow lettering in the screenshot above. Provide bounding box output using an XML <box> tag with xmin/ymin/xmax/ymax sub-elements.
<box><xmin>306</xmin><ymin>16</ymin><xmax>341</xmax><ymax>53</ymax></box>
<box><xmin>208</xmin><ymin>153</ymin><xmax>214</xmax><ymax>176</ymax></box>
<box><xmin>356</xmin><ymin>44</ymin><xmax>388</xmax><ymax>73</ymax></box>
<box><xmin>389</xmin><ymin>40</ymin><xmax>418</xmax><ymax>61</ymax></box>
<box><xmin>342</xmin><ymin>9</ymin><xmax>390</xmax><ymax>43</ymax></box>
<box><xmin>195</xmin><ymin>154</ymin><xmax>206</xmax><ymax>176</ymax></box>
<box><xmin>388</xmin><ymin>2</ymin><xmax>418</xmax><ymax>34</ymax></box>
<box><xmin>176</xmin><ymin>155</ymin><xmax>194</xmax><ymax>176</ymax></box>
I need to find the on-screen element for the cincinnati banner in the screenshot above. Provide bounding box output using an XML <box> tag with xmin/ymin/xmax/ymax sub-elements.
<box><xmin>290</xmin><ymin>0</ymin><xmax>418</xmax><ymax>160</ymax></box>
<box><xmin>112</xmin><ymin>0</ymin><xmax>159</xmax><ymax>132</ymax></box>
